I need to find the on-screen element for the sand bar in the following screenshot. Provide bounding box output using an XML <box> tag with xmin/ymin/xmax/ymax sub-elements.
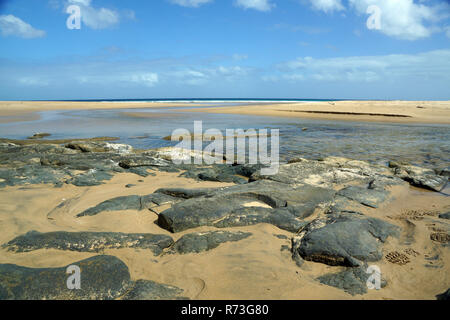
<box><xmin>177</xmin><ymin>100</ymin><xmax>450</xmax><ymax>124</ymax></box>
<box><xmin>1</xmin><ymin>100</ymin><xmax>450</xmax><ymax>124</ymax></box>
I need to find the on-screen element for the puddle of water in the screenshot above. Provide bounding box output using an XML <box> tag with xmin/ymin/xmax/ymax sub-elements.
<box><xmin>0</xmin><ymin>105</ymin><xmax>449</xmax><ymax>169</ymax></box>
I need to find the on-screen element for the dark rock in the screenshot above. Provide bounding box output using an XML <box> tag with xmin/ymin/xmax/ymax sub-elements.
<box><xmin>439</xmin><ymin>212</ymin><xmax>450</xmax><ymax>220</ymax></box>
<box><xmin>66</xmin><ymin>141</ymin><xmax>133</xmax><ymax>154</ymax></box>
<box><xmin>317</xmin><ymin>265</ymin><xmax>387</xmax><ymax>296</ymax></box>
<box><xmin>155</xmin><ymin>187</ymin><xmax>217</xmax><ymax>199</ymax></box>
<box><xmin>28</xmin><ymin>133</ymin><xmax>51</xmax><ymax>140</ymax></box>
<box><xmin>251</xmin><ymin>157</ymin><xmax>401</xmax><ymax>189</ymax></box>
<box><xmin>121</xmin><ymin>279</ymin><xmax>188</xmax><ymax>300</ymax></box>
<box><xmin>171</xmin><ymin>231</ymin><xmax>252</xmax><ymax>254</ymax></box>
<box><xmin>292</xmin><ymin>251</ymin><xmax>305</xmax><ymax>267</ymax></box>
<box><xmin>0</xmin><ymin>255</ymin><xmax>132</xmax><ymax>300</ymax></box>
<box><xmin>141</xmin><ymin>193</ymin><xmax>181</xmax><ymax>208</ymax></box>
<box><xmin>389</xmin><ymin>161</ymin><xmax>448</xmax><ymax>192</ymax></box>
<box><xmin>0</xmin><ymin>165</ymin><xmax>69</xmax><ymax>188</ymax></box>
<box><xmin>118</xmin><ymin>156</ymin><xmax>170</xmax><ymax>169</ymax></box>
<box><xmin>128</xmin><ymin>167</ymin><xmax>156</xmax><ymax>177</ymax></box>
<box><xmin>325</xmin><ymin>196</ymin><xmax>367</xmax><ymax>215</ymax></box>
<box><xmin>77</xmin><ymin>193</ymin><xmax>182</xmax><ymax>217</ymax></box>
<box><xmin>157</xmin><ymin>180</ymin><xmax>334</xmax><ymax>233</ymax></box>
<box><xmin>77</xmin><ymin>195</ymin><xmax>142</xmax><ymax>217</ymax></box>
<box><xmin>212</xmin><ymin>207</ymin><xmax>307</xmax><ymax>233</ymax></box>
<box><xmin>336</xmin><ymin>185</ymin><xmax>390</xmax><ymax>208</ymax></box>
<box><xmin>3</xmin><ymin>230</ymin><xmax>174</xmax><ymax>256</ymax></box>
<box><xmin>66</xmin><ymin>169</ymin><xmax>113</xmax><ymax>187</ymax></box>
<box><xmin>293</xmin><ymin>213</ymin><xmax>400</xmax><ymax>267</ymax></box>
<box><xmin>436</xmin><ymin>288</ymin><xmax>450</xmax><ymax>300</ymax></box>
<box><xmin>180</xmin><ymin>164</ymin><xmax>248</xmax><ymax>184</ymax></box>
<box><xmin>125</xmin><ymin>184</ymin><xmax>136</xmax><ymax>188</ymax></box>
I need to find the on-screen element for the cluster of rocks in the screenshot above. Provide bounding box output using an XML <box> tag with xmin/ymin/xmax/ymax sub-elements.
<box><xmin>0</xmin><ymin>255</ymin><xmax>187</xmax><ymax>300</ymax></box>
<box><xmin>0</xmin><ymin>138</ymin><xmax>449</xmax><ymax>299</ymax></box>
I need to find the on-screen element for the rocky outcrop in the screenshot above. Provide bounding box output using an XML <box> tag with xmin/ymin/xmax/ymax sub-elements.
<box><xmin>157</xmin><ymin>180</ymin><xmax>335</xmax><ymax>233</ymax></box>
<box><xmin>250</xmin><ymin>157</ymin><xmax>404</xmax><ymax>189</ymax></box>
<box><xmin>3</xmin><ymin>231</ymin><xmax>174</xmax><ymax>256</ymax></box>
<box><xmin>121</xmin><ymin>280</ymin><xmax>188</xmax><ymax>300</ymax></box>
<box><xmin>0</xmin><ymin>255</ymin><xmax>131</xmax><ymax>300</ymax></box>
<box><xmin>389</xmin><ymin>161</ymin><xmax>448</xmax><ymax>192</ymax></box>
<box><xmin>0</xmin><ymin>255</ymin><xmax>187</xmax><ymax>300</ymax></box>
<box><xmin>336</xmin><ymin>186</ymin><xmax>390</xmax><ymax>208</ymax></box>
<box><xmin>66</xmin><ymin>141</ymin><xmax>133</xmax><ymax>154</ymax></box>
<box><xmin>292</xmin><ymin>213</ymin><xmax>400</xmax><ymax>267</ymax></box>
<box><xmin>316</xmin><ymin>264</ymin><xmax>387</xmax><ymax>296</ymax></box>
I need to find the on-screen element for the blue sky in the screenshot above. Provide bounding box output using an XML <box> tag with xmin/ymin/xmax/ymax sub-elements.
<box><xmin>0</xmin><ymin>0</ymin><xmax>449</xmax><ymax>100</ymax></box>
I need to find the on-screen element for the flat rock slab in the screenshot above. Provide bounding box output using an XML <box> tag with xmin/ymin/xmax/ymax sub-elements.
<box><xmin>77</xmin><ymin>195</ymin><xmax>143</xmax><ymax>217</ymax></box>
<box><xmin>337</xmin><ymin>186</ymin><xmax>390</xmax><ymax>208</ymax></box>
<box><xmin>389</xmin><ymin>161</ymin><xmax>448</xmax><ymax>192</ymax></box>
<box><xmin>3</xmin><ymin>231</ymin><xmax>174</xmax><ymax>256</ymax></box>
<box><xmin>317</xmin><ymin>265</ymin><xmax>386</xmax><ymax>296</ymax></box>
<box><xmin>171</xmin><ymin>231</ymin><xmax>252</xmax><ymax>254</ymax></box>
<box><xmin>293</xmin><ymin>213</ymin><xmax>400</xmax><ymax>267</ymax></box>
<box><xmin>121</xmin><ymin>279</ymin><xmax>188</xmax><ymax>300</ymax></box>
<box><xmin>157</xmin><ymin>180</ymin><xmax>334</xmax><ymax>233</ymax></box>
<box><xmin>0</xmin><ymin>255</ymin><xmax>131</xmax><ymax>300</ymax></box>
<box><xmin>77</xmin><ymin>193</ymin><xmax>180</xmax><ymax>217</ymax></box>
<box><xmin>66</xmin><ymin>170</ymin><xmax>113</xmax><ymax>187</ymax></box>
<box><xmin>250</xmin><ymin>158</ymin><xmax>401</xmax><ymax>189</ymax></box>
<box><xmin>212</xmin><ymin>207</ymin><xmax>308</xmax><ymax>233</ymax></box>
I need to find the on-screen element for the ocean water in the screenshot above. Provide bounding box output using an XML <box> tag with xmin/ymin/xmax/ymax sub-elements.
<box><xmin>1</xmin><ymin>102</ymin><xmax>449</xmax><ymax>170</ymax></box>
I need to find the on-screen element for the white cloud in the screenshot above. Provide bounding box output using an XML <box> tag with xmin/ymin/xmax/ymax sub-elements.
<box><xmin>169</xmin><ymin>0</ymin><xmax>213</xmax><ymax>7</ymax></box>
<box><xmin>77</xmin><ymin>72</ymin><xmax>159</xmax><ymax>87</ymax></box>
<box><xmin>67</xmin><ymin>0</ymin><xmax>119</xmax><ymax>29</ymax></box>
<box><xmin>234</xmin><ymin>0</ymin><xmax>275</xmax><ymax>12</ymax></box>
<box><xmin>308</xmin><ymin>0</ymin><xmax>345</xmax><ymax>13</ymax></box>
<box><xmin>276</xmin><ymin>49</ymin><xmax>450</xmax><ymax>82</ymax></box>
<box><xmin>129</xmin><ymin>73</ymin><xmax>159</xmax><ymax>87</ymax></box>
<box><xmin>305</xmin><ymin>0</ymin><xmax>448</xmax><ymax>40</ymax></box>
<box><xmin>170</xmin><ymin>66</ymin><xmax>250</xmax><ymax>85</ymax></box>
<box><xmin>0</xmin><ymin>15</ymin><xmax>46</xmax><ymax>38</ymax></box>
<box><xmin>18</xmin><ymin>77</ymin><xmax>49</xmax><ymax>86</ymax></box>
<box><xmin>348</xmin><ymin>0</ymin><xmax>444</xmax><ymax>40</ymax></box>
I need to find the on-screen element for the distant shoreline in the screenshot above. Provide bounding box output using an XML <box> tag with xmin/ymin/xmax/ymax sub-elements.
<box><xmin>0</xmin><ymin>100</ymin><xmax>449</xmax><ymax>124</ymax></box>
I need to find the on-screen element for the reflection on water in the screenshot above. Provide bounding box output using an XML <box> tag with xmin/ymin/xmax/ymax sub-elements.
<box><xmin>0</xmin><ymin>106</ymin><xmax>449</xmax><ymax>169</ymax></box>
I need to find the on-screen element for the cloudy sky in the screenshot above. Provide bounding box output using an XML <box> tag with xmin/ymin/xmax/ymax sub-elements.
<box><xmin>0</xmin><ymin>0</ymin><xmax>449</xmax><ymax>100</ymax></box>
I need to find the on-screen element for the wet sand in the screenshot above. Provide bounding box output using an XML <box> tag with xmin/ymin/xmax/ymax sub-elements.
<box><xmin>178</xmin><ymin>100</ymin><xmax>450</xmax><ymax>124</ymax></box>
<box><xmin>0</xmin><ymin>170</ymin><xmax>448</xmax><ymax>300</ymax></box>
<box><xmin>0</xmin><ymin>101</ymin><xmax>204</xmax><ymax>123</ymax></box>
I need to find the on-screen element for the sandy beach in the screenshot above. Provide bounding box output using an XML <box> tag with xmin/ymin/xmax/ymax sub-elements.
<box><xmin>0</xmin><ymin>169</ymin><xmax>449</xmax><ymax>300</ymax></box>
<box><xmin>0</xmin><ymin>100</ymin><xmax>449</xmax><ymax>300</ymax></box>
<box><xmin>1</xmin><ymin>100</ymin><xmax>450</xmax><ymax>124</ymax></box>
<box><xmin>178</xmin><ymin>100</ymin><xmax>450</xmax><ymax>124</ymax></box>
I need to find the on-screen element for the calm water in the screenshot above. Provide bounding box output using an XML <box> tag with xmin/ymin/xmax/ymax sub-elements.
<box><xmin>1</xmin><ymin>103</ymin><xmax>449</xmax><ymax>169</ymax></box>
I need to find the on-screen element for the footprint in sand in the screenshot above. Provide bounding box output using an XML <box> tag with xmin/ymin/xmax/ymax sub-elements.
<box><xmin>385</xmin><ymin>251</ymin><xmax>410</xmax><ymax>265</ymax></box>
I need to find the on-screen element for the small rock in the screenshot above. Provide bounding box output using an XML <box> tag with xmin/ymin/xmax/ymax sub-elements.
<box><xmin>171</xmin><ymin>231</ymin><xmax>252</xmax><ymax>254</ymax></box>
